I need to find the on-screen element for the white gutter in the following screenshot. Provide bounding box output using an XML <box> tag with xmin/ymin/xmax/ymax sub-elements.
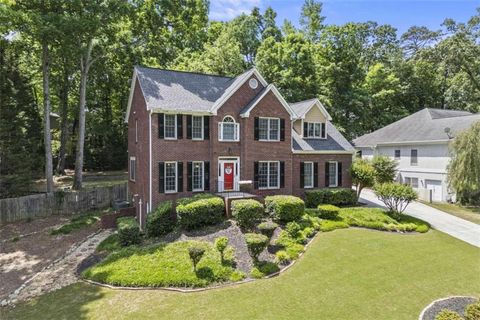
<box><xmin>292</xmin><ymin>150</ymin><xmax>355</xmax><ymax>154</ymax></box>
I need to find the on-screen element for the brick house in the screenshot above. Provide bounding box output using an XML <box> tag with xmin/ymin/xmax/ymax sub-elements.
<box><xmin>125</xmin><ymin>66</ymin><xmax>354</xmax><ymax>226</ymax></box>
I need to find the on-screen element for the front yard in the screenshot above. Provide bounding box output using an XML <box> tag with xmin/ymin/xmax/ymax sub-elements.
<box><xmin>2</xmin><ymin>228</ymin><xmax>479</xmax><ymax>320</ymax></box>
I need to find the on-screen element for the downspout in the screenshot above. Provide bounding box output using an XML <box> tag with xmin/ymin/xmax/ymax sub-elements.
<box><xmin>149</xmin><ymin>110</ymin><xmax>152</xmax><ymax>215</ymax></box>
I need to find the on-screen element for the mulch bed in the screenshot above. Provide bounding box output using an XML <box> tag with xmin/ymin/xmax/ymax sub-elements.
<box><xmin>420</xmin><ymin>296</ymin><xmax>478</xmax><ymax>320</ymax></box>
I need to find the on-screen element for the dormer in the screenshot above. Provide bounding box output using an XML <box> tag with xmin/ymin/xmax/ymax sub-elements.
<box><xmin>290</xmin><ymin>98</ymin><xmax>332</xmax><ymax>139</ymax></box>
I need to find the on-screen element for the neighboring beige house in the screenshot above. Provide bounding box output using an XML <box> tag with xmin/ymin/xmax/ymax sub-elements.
<box><xmin>353</xmin><ymin>108</ymin><xmax>480</xmax><ymax>202</ymax></box>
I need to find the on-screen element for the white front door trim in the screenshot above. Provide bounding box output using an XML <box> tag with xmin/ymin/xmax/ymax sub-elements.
<box><xmin>218</xmin><ymin>157</ymin><xmax>240</xmax><ymax>192</ymax></box>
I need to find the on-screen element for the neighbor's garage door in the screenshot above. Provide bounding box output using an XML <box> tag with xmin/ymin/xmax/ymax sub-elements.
<box><xmin>425</xmin><ymin>180</ymin><xmax>442</xmax><ymax>202</ymax></box>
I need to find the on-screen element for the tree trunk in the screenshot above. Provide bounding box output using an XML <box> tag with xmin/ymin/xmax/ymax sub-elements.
<box><xmin>73</xmin><ymin>40</ymin><xmax>93</xmax><ymax>190</ymax></box>
<box><xmin>42</xmin><ymin>41</ymin><xmax>54</xmax><ymax>193</ymax></box>
<box><xmin>56</xmin><ymin>58</ymin><xmax>70</xmax><ymax>175</ymax></box>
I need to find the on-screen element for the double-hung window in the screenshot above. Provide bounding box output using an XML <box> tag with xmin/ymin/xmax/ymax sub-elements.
<box><xmin>164</xmin><ymin>162</ymin><xmax>177</xmax><ymax>193</ymax></box>
<box><xmin>258</xmin><ymin>161</ymin><xmax>279</xmax><ymax>189</ymax></box>
<box><xmin>394</xmin><ymin>149</ymin><xmax>401</xmax><ymax>160</ymax></box>
<box><xmin>192</xmin><ymin>161</ymin><xmax>204</xmax><ymax>191</ymax></box>
<box><xmin>328</xmin><ymin>161</ymin><xmax>338</xmax><ymax>187</ymax></box>
<box><xmin>303</xmin><ymin>162</ymin><xmax>314</xmax><ymax>188</ymax></box>
<box><xmin>410</xmin><ymin>149</ymin><xmax>418</xmax><ymax>166</ymax></box>
<box><xmin>219</xmin><ymin>116</ymin><xmax>239</xmax><ymax>141</ymax></box>
<box><xmin>192</xmin><ymin>116</ymin><xmax>203</xmax><ymax>140</ymax></box>
<box><xmin>305</xmin><ymin>122</ymin><xmax>325</xmax><ymax>138</ymax></box>
<box><xmin>404</xmin><ymin>177</ymin><xmax>418</xmax><ymax>188</ymax></box>
<box><xmin>259</xmin><ymin>118</ymin><xmax>280</xmax><ymax>141</ymax></box>
<box><xmin>129</xmin><ymin>156</ymin><xmax>136</xmax><ymax>181</ymax></box>
<box><xmin>164</xmin><ymin>114</ymin><xmax>176</xmax><ymax>139</ymax></box>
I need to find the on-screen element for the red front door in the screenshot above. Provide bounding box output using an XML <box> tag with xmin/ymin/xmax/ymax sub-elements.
<box><xmin>224</xmin><ymin>163</ymin><xmax>234</xmax><ymax>190</ymax></box>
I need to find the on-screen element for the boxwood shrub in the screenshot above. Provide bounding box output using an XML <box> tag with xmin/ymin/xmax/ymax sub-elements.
<box><xmin>146</xmin><ymin>201</ymin><xmax>175</xmax><ymax>237</ymax></box>
<box><xmin>257</xmin><ymin>221</ymin><xmax>278</xmax><ymax>238</ymax></box>
<box><xmin>177</xmin><ymin>194</ymin><xmax>225</xmax><ymax>230</ymax></box>
<box><xmin>265</xmin><ymin>195</ymin><xmax>305</xmax><ymax>222</ymax></box>
<box><xmin>244</xmin><ymin>233</ymin><xmax>269</xmax><ymax>262</ymax></box>
<box><xmin>231</xmin><ymin>199</ymin><xmax>264</xmax><ymax>230</ymax></box>
<box><xmin>317</xmin><ymin>204</ymin><xmax>340</xmax><ymax>220</ymax></box>
<box><xmin>305</xmin><ymin>188</ymin><xmax>357</xmax><ymax>208</ymax></box>
<box><xmin>117</xmin><ymin>217</ymin><xmax>141</xmax><ymax>246</ymax></box>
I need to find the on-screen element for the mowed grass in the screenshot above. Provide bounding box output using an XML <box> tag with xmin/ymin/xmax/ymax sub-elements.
<box><xmin>3</xmin><ymin>229</ymin><xmax>479</xmax><ymax>320</ymax></box>
<box><xmin>82</xmin><ymin>240</ymin><xmax>238</xmax><ymax>288</ymax></box>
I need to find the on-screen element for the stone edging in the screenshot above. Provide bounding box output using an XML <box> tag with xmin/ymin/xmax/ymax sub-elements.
<box><xmin>418</xmin><ymin>296</ymin><xmax>478</xmax><ymax>320</ymax></box>
<box><xmin>81</xmin><ymin>230</ymin><xmax>322</xmax><ymax>293</ymax></box>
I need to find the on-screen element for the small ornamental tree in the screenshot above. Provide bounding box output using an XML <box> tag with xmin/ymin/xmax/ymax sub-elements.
<box><xmin>214</xmin><ymin>237</ymin><xmax>228</xmax><ymax>263</ymax></box>
<box><xmin>374</xmin><ymin>183</ymin><xmax>417</xmax><ymax>217</ymax></box>
<box><xmin>372</xmin><ymin>155</ymin><xmax>397</xmax><ymax>184</ymax></box>
<box><xmin>244</xmin><ymin>233</ymin><xmax>269</xmax><ymax>262</ymax></box>
<box><xmin>188</xmin><ymin>245</ymin><xmax>205</xmax><ymax>272</ymax></box>
<box><xmin>350</xmin><ymin>158</ymin><xmax>376</xmax><ymax>200</ymax></box>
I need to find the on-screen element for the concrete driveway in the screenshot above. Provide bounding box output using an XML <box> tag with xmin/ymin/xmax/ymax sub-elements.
<box><xmin>360</xmin><ymin>189</ymin><xmax>480</xmax><ymax>248</ymax></box>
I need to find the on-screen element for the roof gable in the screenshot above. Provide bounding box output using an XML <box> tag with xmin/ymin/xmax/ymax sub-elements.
<box><xmin>239</xmin><ymin>84</ymin><xmax>297</xmax><ymax>120</ymax></box>
<box><xmin>289</xmin><ymin>98</ymin><xmax>332</xmax><ymax>121</ymax></box>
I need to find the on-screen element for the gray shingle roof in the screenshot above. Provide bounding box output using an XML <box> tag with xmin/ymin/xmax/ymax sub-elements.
<box><xmin>289</xmin><ymin>98</ymin><xmax>317</xmax><ymax>118</ymax></box>
<box><xmin>135</xmin><ymin>66</ymin><xmax>235</xmax><ymax>112</ymax></box>
<box><xmin>353</xmin><ymin>108</ymin><xmax>480</xmax><ymax>147</ymax></box>
<box><xmin>292</xmin><ymin>123</ymin><xmax>355</xmax><ymax>152</ymax></box>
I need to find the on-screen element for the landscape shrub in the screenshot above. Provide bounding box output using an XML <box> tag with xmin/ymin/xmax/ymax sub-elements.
<box><xmin>465</xmin><ymin>300</ymin><xmax>480</xmax><ymax>320</ymax></box>
<box><xmin>275</xmin><ymin>250</ymin><xmax>290</xmax><ymax>265</ymax></box>
<box><xmin>319</xmin><ymin>220</ymin><xmax>349</xmax><ymax>232</ymax></box>
<box><xmin>214</xmin><ymin>237</ymin><xmax>228</xmax><ymax>263</ymax></box>
<box><xmin>317</xmin><ymin>204</ymin><xmax>340</xmax><ymax>220</ymax></box>
<box><xmin>374</xmin><ymin>183</ymin><xmax>417</xmax><ymax>216</ymax></box>
<box><xmin>244</xmin><ymin>233</ymin><xmax>269</xmax><ymax>262</ymax></box>
<box><xmin>117</xmin><ymin>217</ymin><xmax>141</xmax><ymax>246</ymax></box>
<box><xmin>146</xmin><ymin>201</ymin><xmax>174</xmax><ymax>237</ymax></box>
<box><xmin>305</xmin><ymin>188</ymin><xmax>357</xmax><ymax>208</ymax></box>
<box><xmin>177</xmin><ymin>194</ymin><xmax>224</xmax><ymax>230</ymax></box>
<box><xmin>265</xmin><ymin>195</ymin><xmax>305</xmax><ymax>222</ymax></box>
<box><xmin>231</xmin><ymin>199</ymin><xmax>264</xmax><ymax>230</ymax></box>
<box><xmin>257</xmin><ymin>221</ymin><xmax>278</xmax><ymax>238</ymax></box>
<box><xmin>188</xmin><ymin>245</ymin><xmax>205</xmax><ymax>272</ymax></box>
<box><xmin>275</xmin><ymin>231</ymin><xmax>305</xmax><ymax>259</ymax></box>
<box><xmin>434</xmin><ymin>309</ymin><xmax>463</xmax><ymax>320</ymax></box>
<box><xmin>301</xmin><ymin>227</ymin><xmax>316</xmax><ymax>238</ymax></box>
<box><xmin>229</xmin><ymin>270</ymin><xmax>246</xmax><ymax>282</ymax></box>
<box><xmin>250</xmin><ymin>261</ymin><xmax>280</xmax><ymax>279</ymax></box>
<box><xmin>285</xmin><ymin>222</ymin><xmax>302</xmax><ymax>238</ymax></box>
<box><xmin>285</xmin><ymin>243</ymin><xmax>304</xmax><ymax>259</ymax></box>
<box><xmin>301</xmin><ymin>214</ymin><xmax>321</xmax><ymax>231</ymax></box>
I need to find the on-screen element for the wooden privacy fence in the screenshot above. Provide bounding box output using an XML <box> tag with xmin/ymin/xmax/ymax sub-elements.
<box><xmin>0</xmin><ymin>183</ymin><xmax>128</xmax><ymax>224</ymax></box>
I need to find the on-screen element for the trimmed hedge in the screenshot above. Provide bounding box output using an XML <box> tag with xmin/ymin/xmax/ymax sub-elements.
<box><xmin>244</xmin><ymin>233</ymin><xmax>269</xmax><ymax>262</ymax></box>
<box><xmin>305</xmin><ymin>188</ymin><xmax>357</xmax><ymax>208</ymax></box>
<box><xmin>117</xmin><ymin>217</ymin><xmax>141</xmax><ymax>246</ymax></box>
<box><xmin>146</xmin><ymin>201</ymin><xmax>174</xmax><ymax>237</ymax></box>
<box><xmin>265</xmin><ymin>195</ymin><xmax>305</xmax><ymax>222</ymax></box>
<box><xmin>177</xmin><ymin>194</ymin><xmax>225</xmax><ymax>230</ymax></box>
<box><xmin>231</xmin><ymin>199</ymin><xmax>264</xmax><ymax>230</ymax></box>
<box><xmin>317</xmin><ymin>204</ymin><xmax>340</xmax><ymax>220</ymax></box>
<box><xmin>257</xmin><ymin>221</ymin><xmax>278</xmax><ymax>238</ymax></box>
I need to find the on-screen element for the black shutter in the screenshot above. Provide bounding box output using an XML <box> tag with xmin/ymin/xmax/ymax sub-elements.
<box><xmin>158</xmin><ymin>114</ymin><xmax>164</xmax><ymax>139</ymax></box>
<box><xmin>204</xmin><ymin>116</ymin><xmax>210</xmax><ymax>140</ymax></box>
<box><xmin>300</xmin><ymin>162</ymin><xmax>305</xmax><ymax>188</ymax></box>
<box><xmin>280</xmin><ymin>119</ymin><xmax>285</xmax><ymax>141</ymax></box>
<box><xmin>321</xmin><ymin>123</ymin><xmax>326</xmax><ymax>138</ymax></box>
<box><xmin>325</xmin><ymin>162</ymin><xmax>330</xmax><ymax>187</ymax></box>
<box><xmin>187</xmin><ymin>162</ymin><xmax>193</xmax><ymax>191</ymax></box>
<box><xmin>186</xmin><ymin>115</ymin><xmax>192</xmax><ymax>139</ymax></box>
<box><xmin>177</xmin><ymin>162</ymin><xmax>183</xmax><ymax>192</ymax></box>
<box><xmin>177</xmin><ymin>115</ymin><xmax>183</xmax><ymax>139</ymax></box>
<box><xmin>280</xmin><ymin>161</ymin><xmax>285</xmax><ymax>188</ymax></box>
<box><xmin>337</xmin><ymin>162</ymin><xmax>342</xmax><ymax>187</ymax></box>
<box><xmin>159</xmin><ymin>162</ymin><xmax>165</xmax><ymax>193</ymax></box>
<box><xmin>254</xmin><ymin>117</ymin><xmax>259</xmax><ymax>141</ymax></box>
<box><xmin>314</xmin><ymin>162</ymin><xmax>319</xmax><ymax>188</ymax></box>
<box><xmin>204</xmin><ymin>161</ymin><xmax>210</xmax><ymax>191</ymax></box>
<box><xmin>254</xmin><ymin>161</ymin><xmax>259</xmax><ymax>189</ymax></box>
<box><xmin>303</xmin><ymin>122</ymin><xmax>308</xmax><ymax>137</ymax></box>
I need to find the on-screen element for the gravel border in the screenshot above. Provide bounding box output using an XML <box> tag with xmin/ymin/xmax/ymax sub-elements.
<box><xmin>419</xmin><ymin>296</ymin><xmax>478</xmax><ymax>320</ymax></box>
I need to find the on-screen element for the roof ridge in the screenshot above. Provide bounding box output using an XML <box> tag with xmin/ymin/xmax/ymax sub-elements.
<box><xmin>134</xmin><ymin>65</ymin><xmax>234</xmax><ymax>79</ymax></box>
<box><xmin>290</xmin><ymin>97</ymin><xmax>318</xmax><ymax>105</ymax></box>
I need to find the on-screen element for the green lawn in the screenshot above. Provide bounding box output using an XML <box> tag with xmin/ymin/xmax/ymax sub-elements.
<box><xmin>3</xmin><ymin>229</ymin><xmax>479</xmax><ymax>320</ymax></box>
<box><xmin>421</xmin><ymin>202</ymin><xmax>480</xmax><ymax>225</ymax></box>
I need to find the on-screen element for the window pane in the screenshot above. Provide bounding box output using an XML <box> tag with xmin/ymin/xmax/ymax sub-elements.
<box><xmin>192</xmin><ymin>116</ymin><xmax>203</xmax><ymax>139</ymax></box>
<box><xmin>222</xmin><ymin>122</ymin><xmax>236</xmax><ymax>140</ymax></box>
<box><xmin>130</xmin><ymin>159</ymin><xmax>136</xmax><ymax>181</ymax></box>
<box><xmin>314</xmin><ymin>123</ymin><xmax>321</xmax><ymax>137</ymax></box>
<box><xmin>269</xmin><ymin>162</ymin><xmax>279</xmax><ymax>188</ymax></box>
<box><xmin>304</xmin><ymin>162</ymin><xmax>313</xmax><ymax>187</ymax></box>
<box><xmin>165</xmin><ymin>162</ymin><xmax>176</xmax><ymax>192</ymax></box>
<box><xmin>258</xmin><ymin>162</ymin><xmax>269</xmax><ymax>188</ymax></box>
<box><xmin>411</xmin><ymin>149</ymin><xmax>418</xmax><ymax>165</ymax></box>
<box><xmin>411</xmin><ymin>178</ymin><xmax>418</xmax><ymax>188</ymax></box>
<box><xmin>307</xmin><ymin>123</ymin><xmax>314</xmax><ymax>137</ymax></box>
<box><xmin>193</xmin><ymin>162</ymin><xmax>203</xmax><ymax>190</ymax></box>
<box><xmin>259</xmin><ymin>118</ymin><xmax>268</xmax><ymax>140</ymax></box>
<box><xmin>269</xmin><ymin>119</ymin><xmax>279</xmax><ymax>140</ymax></box>
<box><xmin>165</xmin><ymin>115</ymin><xmax>176</xmax><ymax>138</ymax></box>
<box><xmin>329</xmin><ymin>162</ymin><xmax>337</xmax><ymax>186</ymax></box>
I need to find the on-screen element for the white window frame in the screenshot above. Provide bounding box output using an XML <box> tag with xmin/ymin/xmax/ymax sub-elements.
<box><xmin>410</xmin><ymin>149</ymin><xmax>418</xmax><ymax>166</ymax></box>
<box><xmin>192</xmin><ymin>115</ymin><xmax>204</xmax><ymax>140</ymax></box>
<box><xmin>192</xmin><ymin>161</ymin><xmax>204</xmax><ymax>192</ymax></box>
<box><xmin>135</xmin><ymin>119</ymin><xmax>138</xmax><ymax>143</ymax></box>
<box><xmin>259</xmin><ymin>117</ymin><xmax>280</xmax><ymax>141</ymax></box>
<box><xmin>305</xmin><ymin>121</ymin><xmax>326</xmax><ymax>139</ymax></box>
<box><xmin>394</xmin><ymin>149</ymin><xmax>401</xmax><ymax>160</ymax></box>
<box><xmin>328</xmin><ymin>161</ymin><xmax>338</xmax><ymax>188</ymax></box>
<box><xmin>129</xmin><ymin>156</ymin><xmax>136</xmax><ymax>182</ymax></box>
<box><xmin>164</xmin><ymin>161</ymin><xmax>177</xmax><ymax>193</ymax></box>
<box><xmin>405</xmin><ymin>177</ymin><xmax>418</xmax><ymax>188</ymax></box>
<box><xmin>218</xmin><ymin>115</ymin><xmax>239</xmax><ymax>142</ymax></box>
<box><xmin>258</xmin><ymin>161</ymin><xmax>280</xmax><ymax>190</ymax></box>
<box><xmin>164</xmin><ymin>114</ymin><xmax>177</xmax><ymax>140</ymax></box>
<box><xmin>303</xmin><ymin>162</ymin><xmax>314</xmax><ymax>189</ymax></box>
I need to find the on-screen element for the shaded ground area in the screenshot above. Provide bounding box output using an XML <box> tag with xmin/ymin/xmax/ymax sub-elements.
<box><xmin>0</xmin><ymin>215</ymin><xmax>102</xmax><ymax>302</ymax></box>
<box><xmin>2</xmin><ymin>229</ymin><xmax>479</xmax><ymax>320</ymax></box>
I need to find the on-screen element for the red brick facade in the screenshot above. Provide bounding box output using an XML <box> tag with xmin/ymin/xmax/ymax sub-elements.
<box><xmin>127</xmin><ymin>73</ymin><xmax>353</xmax><ymax>220</ymax></box>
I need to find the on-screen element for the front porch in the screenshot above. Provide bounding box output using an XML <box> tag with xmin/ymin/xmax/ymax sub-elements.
<box><xmin>215</xmin><ymin>190</ymin><xmax>262</xmax><ymax>217</ymax></box>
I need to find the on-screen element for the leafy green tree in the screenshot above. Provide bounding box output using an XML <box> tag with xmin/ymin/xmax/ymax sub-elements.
<box><xmin>447</xmin><ymin>122</ymin><xmax>480</xmax><ymax>205</ymax></box>
<box><xmin>372</xmin><ymin>155</ymin><xmax>397</xmax><ymax>184</ymax></box>
<box><xmin>374</xmin><ymin>183</ymin><xmax>417</xmax><ymax>216</ymax></box>
<box><xmin>350</xmin><ymin>158</ymin><xmax>376</xmax><ymax>200</ymax></box>
<box><xmin>401</xmin><ymin>26</ymin><xmax>441</xmax><ymax>57</ymax></box>
<box><xmin>300</xmin><ymin>0</ymin><xmax>325</xmax><ymax>42</ymax></box>
<box><xmin>261</xmin><ymin>7</ymin><xmax>282</xmax><ymax>41</ymax></box>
